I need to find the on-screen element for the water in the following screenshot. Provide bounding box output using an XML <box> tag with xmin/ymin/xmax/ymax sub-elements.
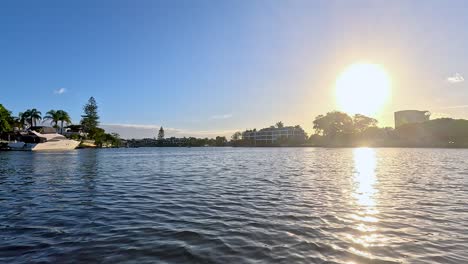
<box><xmin>1</xmin><ymin>148</ymin><xmax>467</xmax><ymax>263</ymax></box>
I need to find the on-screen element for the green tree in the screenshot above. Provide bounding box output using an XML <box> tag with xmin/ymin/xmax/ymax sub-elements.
<box><xmin>158</xmin><ymin>126</ymin><xmax>165</xmax><ymax>140</ymax></box>
<box><xmin>0</xmin><ymin>104</ymin><xmax>13</xmax><ymax>133</ymax></box>
<box><xmin>294</xmin><ymin>125</ymin><xmax>308</xmax><ymax>141</ymax></box>
<box><xmin>10</xmin><ymin>116</ymin><xmax>22</xmax><ymax>130</ymax></box>
<box><xmin>57</xmin><ymin>110</ymin><xmax>71</xmax><ymax>134</ymax></box>
<box><xmin>90</xmin><ymin>129</ymin><xmax>121</xmax><ymax>148</ymax></box>
<box><xmin>20</xmin><ymin>109</ymin><xmax>42</xmax><ymax>127</ymax></box>
<box><xmin>81</xmin><ymin>97</ymin><xmax>99</xmax><ymax>133</ymax></box>
<box><xmin>45</xmin><ymin>110</ymin><xmax>72</xmax><ymax>133</ymax></box>
<box><xmin>109</xmin><ymin>133</ymin><xmax>122</xmax><ymax>147</ymax></box>
<box><xmin>353</xmin><ymin>114</ymin><xmax>378</xmax><ymax>133</ymax></box>
<box><xmin>102</xmin><ymin>132</ymin><xmax>121</xmax><ymax>147</ymax></box>
<box><xmin>44</xmin><ymin>110</ymin><xmax>61</xmax><ymax>129</ymax></box>
<box><xmin>215</xmin><ymin>136</ymin><xmax>227</xmax><ymax>146</ymax></box>
<box><xmin>18</xmin><ymin>111</ymin><xmax>29</xmax><ymax>128</ymax></box>
<box><xmin>231</xmin><ymin>131</ymin><xmax>242</xmax><ymax>141</ymax></box>
<box><xmin>89</xmin><ymin>127</ymin><xmax>106</xmax><ymax>146</ymax></box>
<box><xmin>313</xmin><ymin>111</ymin><xmax>353</xmax><ymax>137</ymax></box>
<box><xmin>28</xmin><ymin>109</ymin><xmax>42</xmax><ymax>126</ymax></box>
<box><xmin>275</xmin><ymin>121</ymin><xmax>284</xmax><ymax>128</ymax></box>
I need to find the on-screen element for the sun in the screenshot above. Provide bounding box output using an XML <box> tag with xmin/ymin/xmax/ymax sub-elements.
<box><xmin>335</xmin><ymin>62</ymin><xmax>391</xmax><ymax>117</ymax></box>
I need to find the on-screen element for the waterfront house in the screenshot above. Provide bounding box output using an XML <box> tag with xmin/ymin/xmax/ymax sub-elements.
<box><xmin>242</xmin><ymin>126</ymin><xmax>307</xmax><ymax>145</ymax></box>
<box><xmin>63</xmin><ymin>125</ymin><xmax>87</xmax><ymax>137</ymax></box>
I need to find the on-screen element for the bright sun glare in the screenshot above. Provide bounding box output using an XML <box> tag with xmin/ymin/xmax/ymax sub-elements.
<box><xmin>335</xmin><ymin>62</ymin><xmax>391</xmax><ymax>117</ymax></box>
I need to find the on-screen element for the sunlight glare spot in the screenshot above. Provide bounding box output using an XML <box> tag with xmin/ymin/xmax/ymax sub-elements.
<box><xmin>353</xmin><ymin>148</ymin><xmax>377</xmax><ymax>207</ymax></box>
<box><xmin>335</xmin><ymin>62</ymin><xmax>391</xmax><ymax>116</ymax></box>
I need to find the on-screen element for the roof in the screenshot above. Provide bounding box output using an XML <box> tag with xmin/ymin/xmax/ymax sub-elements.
<box><xmin>29</xmin><ymin>126</ymin><xmax>57</xmax><ymax>134</ymax></box>
<box><xmin>394</xmin><ymin>110</ymin><xmax>429</xmax><ymax>114</ymax></box>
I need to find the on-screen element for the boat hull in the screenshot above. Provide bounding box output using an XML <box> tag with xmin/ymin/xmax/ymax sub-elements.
<box><xmin>8</xmin><ymin>140</ymin><xmax>80</xmax><ymax>151</ymax></box>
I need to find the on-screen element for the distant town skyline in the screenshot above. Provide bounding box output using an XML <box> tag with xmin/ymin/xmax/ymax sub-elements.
<box><xmin>1</xmin><ymin>1</ymin><xmax>467</xmax><ymax>138</ymax></box>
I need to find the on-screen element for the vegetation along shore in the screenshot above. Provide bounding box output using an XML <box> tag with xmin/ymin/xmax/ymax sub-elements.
<box><xmin>0</xmin><ymin>97</ymin><xmax>121</xmax><ymax>149</ymax></box>
<box><xmin>230</xmin><ymin>111</ymin><xmax>468</xmax><ymax>148</ymax></box>
<box><xmin>2</xmin><ymin>99</ymin><xmax>468</xmax><ymax>149</ymax></box>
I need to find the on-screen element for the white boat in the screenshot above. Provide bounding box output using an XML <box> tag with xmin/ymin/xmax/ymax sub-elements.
<box><xmin>8</xmin><ymin>127</ymin><xmax>80</xmax><ymax>151</ymax></box>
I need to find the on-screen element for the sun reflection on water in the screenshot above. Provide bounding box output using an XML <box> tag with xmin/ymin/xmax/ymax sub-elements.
<box><xmin>353</xmin><ymin>148</ymin><xmax>377</xmax><ymax>209</ymax></box>
<box><xmin>348</xmin><ymin>148</ymin><xmax>382</xmax><ymax>259</ymax></box>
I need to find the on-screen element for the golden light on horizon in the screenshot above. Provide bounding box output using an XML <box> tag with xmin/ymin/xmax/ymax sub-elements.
<box><xmin>335</xmin><ymin>62</ymin><xmax>391</xmax><ymax>117</ymax></box>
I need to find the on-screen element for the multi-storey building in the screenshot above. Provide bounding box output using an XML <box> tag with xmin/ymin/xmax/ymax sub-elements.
<box><xmin>242</xmin><ymin>126</ymin><xmax>307</xmax><ymax>144</ymax></box>
<box><xmin>394</xmin><ymin>110</ymin><xmax>430</xmax><ymax>128</ymax></box>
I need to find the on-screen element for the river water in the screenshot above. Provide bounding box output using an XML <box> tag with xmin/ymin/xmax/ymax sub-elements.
<box><xmin>0</xmin><ymin>148</ymin><xmax>467</xmax><ymax>263</ymax></box>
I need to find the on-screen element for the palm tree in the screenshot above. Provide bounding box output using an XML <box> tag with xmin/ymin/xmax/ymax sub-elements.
<box><xmin>29</xmin><ymin>109</ymin><xmax>42</xmax><ymax>127</ymax></box>
<box><xmin>19</xmin><ymin>111</ymin><xmax>30</xmax><ymax>128</ymax></box>
<box><xmin>57</xmin><ymin>110</ymin><xmax>71</xmax><ymax>134</ymax></box>
<box><xmin>276</xmin><ymin>121</ymin><xmax>284</xmax><ymax>128</ymax></box>
<box><xmin>44</xmin><ymin>110</ymin><xmax>60</xmax><ymax>130</ymax></box>
<box><xmin>20</xmin><ymin>108</ymin><xmax>42</xmax><ymax>126</ymax></box>
<box><xmin>44</xmin><ymin>110</ymin><xmax>71</xmax><ymax>134</ymax></box>
<box><xmin>10</xmin><ymin>116</ymin><xmax>22</xmax><ymax>130</ymax></box>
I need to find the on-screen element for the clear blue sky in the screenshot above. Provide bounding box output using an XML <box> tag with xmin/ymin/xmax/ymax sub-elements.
<box><xmin>1</xmin><ymin>1</ymin><xmax>467</xmax><ymax>138</ymax></box>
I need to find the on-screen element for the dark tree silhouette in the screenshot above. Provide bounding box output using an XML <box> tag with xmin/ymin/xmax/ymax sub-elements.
<box><xmin>158</xmin><ymin>126</ymin><xmax>165</xmax><ymax>140</ymax></box>
<box><xmin>353</xmin><ymin>114</ymin><xmax>378</xmax><ymax>133</ymax></box>
<box><xmin>231</xmin><ymin>131</ymin><xmax>242</xmax><ymax>141</ymax></box>
<box><xmin>313</xmin><ymin>111</ymin><xmax>353</xmax><ymax>137</ymax></box>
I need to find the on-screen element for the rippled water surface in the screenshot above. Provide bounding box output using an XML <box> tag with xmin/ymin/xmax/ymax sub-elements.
<box><xmin>1</xmin><ymin>148</ymin><xmax>467</xmax><ymax>263</ymax></box>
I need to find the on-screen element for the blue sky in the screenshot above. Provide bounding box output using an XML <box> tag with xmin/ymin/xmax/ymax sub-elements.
<box><xmin>1</xmin><ymin>1</ymin><xmax>467</xmax><ymax>138</ymax></box>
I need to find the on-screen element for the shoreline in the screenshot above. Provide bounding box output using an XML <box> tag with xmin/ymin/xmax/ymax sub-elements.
<box><xmin>2</xmin><ymin>143</ymin><xmax>468</xmax><ymax>151</ymax></box>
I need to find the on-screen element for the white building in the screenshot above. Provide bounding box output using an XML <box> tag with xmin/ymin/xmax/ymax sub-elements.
<box><xmin>242</xmin><ymin>126</ymin><xmax>307</xmax><ymax>144</ymax></box>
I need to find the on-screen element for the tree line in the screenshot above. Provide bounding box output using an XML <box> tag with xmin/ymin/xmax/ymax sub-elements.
<box><xmin>229</xmin><ymin>110</ymin><xmax>468</xmax><ymax>147</ymax></box>
<box><xmin>127</xmin><ymin>135</ymin><xmax>228</xmax><ymax>147</ymax></box>
<box><xmin>5</xmin><ymin>103</ymin><xmax>468</xmax><ymax>148</ymax></box>
<box><xmin>307</xmin><ymin>111</ymin><xmax>468</xmax><ymax>147</ymax></box>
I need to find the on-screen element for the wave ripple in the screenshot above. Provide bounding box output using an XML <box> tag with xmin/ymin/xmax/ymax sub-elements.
<box><xmin>1</xmin><ymin>148</ymin><xmax>467</xmax><ymax>263</ymax></box>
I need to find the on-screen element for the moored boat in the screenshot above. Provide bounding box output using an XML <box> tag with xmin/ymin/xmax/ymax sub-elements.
<box><xmin>7</xmin><ymin>127</ymin><xmax>80</xmax><ymax>151</ymax></box>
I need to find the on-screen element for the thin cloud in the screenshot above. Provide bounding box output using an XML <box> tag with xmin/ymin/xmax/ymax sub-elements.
<box><xmin>439</xmin><ymin>105</ymin><xmax>468</xmax><ymax>109</ymax></box>
<box><xmin>211</xmin><ymin>114</ymin><xmax>233</xmax><ymax>120</ymax></box>
<box><xmin>53</xmin><ymin>88</ymin><xmax>67</xmax><ymax>94</ymax></box>
<box><xmin>447</xmin><ymin>73</ymin><xmax>464</xmax><ymax>83</ymax></box>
